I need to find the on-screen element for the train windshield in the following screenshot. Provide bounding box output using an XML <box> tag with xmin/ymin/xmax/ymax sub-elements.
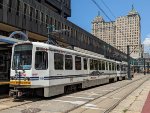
<box><xmin>12</xmin><ymin>44</ymin><xmax>33</xmax><ymax>70</ymax></box>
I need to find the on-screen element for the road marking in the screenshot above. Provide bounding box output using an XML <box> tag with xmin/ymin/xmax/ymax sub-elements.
<box><xmin>100</xmin><ymin>97</ymin><xmax>107</xmax><ymax>99</ymax></box>
<box><xmin>112</xmin><ymin>97</ymin><xmax>121</xmax><ymax>100</ymax></box>
<box><xmin>66</xmin><ymin>96</ymin><xmax>94</xmax><ymax>100</ymax></box>
<box><xmin>100</xmin><ymin>97</ymin><xmax>120</xmax><ymax>100</ymax></box>
<box><xmin>84</xmin><ymin>92</ymin><xmax>99</xmax><ymax>96</ymax></box>
<box><xmin>102</xmin><ymin>89</ymin><xmax>113</xmax><ymax>91</ymax></box>
<box><xmin>82</xmin><ymin>104</ymin><xmax>105</xmax><ymax>110</ymax></box>
<box><xmin>53</xmin><ymin>100</ymin><xmax>86</xmax><ymax>105</ymax></box>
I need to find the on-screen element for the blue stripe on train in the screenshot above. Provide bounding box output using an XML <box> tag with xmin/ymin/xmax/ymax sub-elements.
<box><xmin>12</xmin><ymin>77</ymin><xmax>39</xmax><ymax>80</ymax></box>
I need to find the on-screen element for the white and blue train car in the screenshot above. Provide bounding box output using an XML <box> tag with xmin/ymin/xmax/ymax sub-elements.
<box><xmin>9</xmin><ymin>41</ymin><xmax>127</xmax><ymax>98</ymax></box>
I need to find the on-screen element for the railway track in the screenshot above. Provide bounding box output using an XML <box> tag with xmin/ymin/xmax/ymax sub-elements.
<box><xmin>0</xmin><ymin>97</ymin><xmax>41</xmax><ymax>111</ymax></box>
<box><xmin>68</xmin><ymin>76</ymin><xmax>150</xmax><ymax>113</ymax></box>
<box><xmin>0</xmin><ymin>75</ymin><xmax>149</xmax><ymax>113</ymax></box>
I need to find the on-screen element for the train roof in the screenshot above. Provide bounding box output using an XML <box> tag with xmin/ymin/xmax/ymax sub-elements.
<box><xmin>14</xmin><ymin>41</ymin><xmax>124</xmax><ymax>63</ymax></box>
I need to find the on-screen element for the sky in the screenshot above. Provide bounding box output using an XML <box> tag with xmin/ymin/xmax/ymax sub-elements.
<box><xmin>68</xmin><ymin>0</ymin><xmax>150</xmax><ymax>52</ymax></box>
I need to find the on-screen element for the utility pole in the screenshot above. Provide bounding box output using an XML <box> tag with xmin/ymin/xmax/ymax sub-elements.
<box><xmin>127</xmin><ymin>45</ymin><xmax>132</xmax><ymax>80</ymax></box>
<box><xmin>143</xmin><ymin>58</ymin><xmax>146</xmax><ymax>75</ymax></box>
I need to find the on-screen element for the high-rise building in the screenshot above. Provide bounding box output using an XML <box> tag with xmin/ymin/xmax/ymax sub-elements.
<box><xmin>92</xmin><ymin>6</ymin><xmax>141</xmax><ymax>59</ymax></box>
<box><xmin>92</xmin><ymin>15</ymin><xmax>116</xmax><ymax>47</ymax></box>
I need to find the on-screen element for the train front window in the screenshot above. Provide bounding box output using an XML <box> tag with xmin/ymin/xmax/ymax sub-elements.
<box><xmin>12</xmin><ymin>44</ymin><xmax>32</xmax><ymax>70</ymax></box>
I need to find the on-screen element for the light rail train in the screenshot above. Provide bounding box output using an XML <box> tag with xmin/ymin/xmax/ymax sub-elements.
<box><xmin>9</xmin><ymin>41</ymin><xmax>130</xmax><ymax>98</ymax></box>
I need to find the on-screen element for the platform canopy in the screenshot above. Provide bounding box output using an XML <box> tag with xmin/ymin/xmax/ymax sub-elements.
<box><xmin>0</xmin><ymin>35</ymin><xmax>23</xmax><ymax>50</ymax></box>
<box><xmin>0</xmin><ymin>36</ymin><xmax>23</xmax><ymax>44</ymax></box>
<box><xmin>0</xmin><ymin>31</ymin><xmax>28</xmax><ymax>50</ymax></box>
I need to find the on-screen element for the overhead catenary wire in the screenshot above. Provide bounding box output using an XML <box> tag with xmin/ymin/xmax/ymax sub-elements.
<box><xmin>91</xmin><ymin>0</ymin><xmax>112</xmax><ymax>22</ymax></box>
<box><xmin>101</xmin><ymin>0</ymin><xmax>116</xmax><ymax>19</ymax></box>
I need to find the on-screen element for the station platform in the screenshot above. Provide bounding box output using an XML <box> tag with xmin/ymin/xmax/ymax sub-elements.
<box><xmin>110</xmin><ymin>74</ymin><xmax>150</xmax><ymax>113</ymax></box>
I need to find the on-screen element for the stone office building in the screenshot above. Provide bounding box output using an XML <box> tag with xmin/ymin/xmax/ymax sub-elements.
<box><xmin>92</xmin><ymin>6</ymin><xmax>141</xmax><ymax>59</ymax></box>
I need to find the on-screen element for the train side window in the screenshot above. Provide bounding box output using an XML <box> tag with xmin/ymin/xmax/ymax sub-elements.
<box><xmin>83</xmin><ymin>58</ymin><xmax>87</xmax><ymax>70</ymax></box>
<box><xmin>109</xmin><ymin>63</ymin><xmax>112</xmax><ymax>70</ymax></box>
<box><xmin>90</xmin><ymin>59</ymin><xmax>94</xmax><ymax>70</ymax></box>
<box><xmin>98</xmin><ymin>60</ymin><xmax>102</xmax><ymax>70</ymax></box>
<box><xmin>65</xmin><ymin>55</ymin><xmax>72</xmax><ymax>70</ymax></box>
<box><xmin>106</xmin><ymin>62</ymin><xmax>108</xmax><ymax>70</ymax></box>
<box><xmin>117</xmin><ymin>64</ymin><xmax>120</xmax><ymax>71</ymax></box>
<box><xmin>94</xmin><ymin>60</ymin><xmax>98</xmax><ymax>70</ymax></box>
<box><xmin>114</xmin><ymin>64</ymin><xmax>116</xmax><ymax>70</ymax></box>
<box><xmin>121</xmin><ymin>65</ymin><xmax>123</xmax><ymax>71</ymax></box>
<box><xmin>102</xmin><ymin>61</ymin><xmax>105</xmax><ymax>70</ymax></box>
<box><xmin>54</xmin><ymin>53</ymin><xmax>64</xmax><ymax>70</ymax></box>
<box><xmin>112</xmin><ymin>63</ymin><xmax>114</xmax><ymax>70</ymax></box>
<box><xmin>35</xmin><ymin>51</ymin><xmax>48</xmax><ymax>70</ymax></box>
<box><xmin>75</xmin><ymin>56</ymin><xmax>81</xmax><ymax>70</ymax></box>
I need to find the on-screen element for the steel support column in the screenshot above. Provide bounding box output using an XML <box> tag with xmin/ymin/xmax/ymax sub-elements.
<box><xmin>127</xmin><ymin>45</ymin><xmax>132</xmax><ymax>80</ymax></box>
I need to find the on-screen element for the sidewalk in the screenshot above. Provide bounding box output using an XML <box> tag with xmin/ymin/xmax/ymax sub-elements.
<box><xmin>110</xmin><ymin>74</ymin><xmax>150</xmax><ymax>113</ymax></box>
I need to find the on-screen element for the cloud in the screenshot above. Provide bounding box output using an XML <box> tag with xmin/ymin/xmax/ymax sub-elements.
<box><xmin>147</xmin><ymin>34</ymin><xmax>150</xmax><ymax>37</ymax></box>
<box><xmin>143</xmin><ymin>34</ymin><xmax>150</xmax><ymax>53</ymax></box>
<box><xmin>143</xmin><ymin>34</ymin><xmax>150</xmax><ymax>46</ymax></box>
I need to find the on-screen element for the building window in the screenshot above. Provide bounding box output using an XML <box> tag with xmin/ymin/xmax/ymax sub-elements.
<box><xmin>45</xmin><ymin>15</ymin><xmax>48</xmax><ymax>25</ymax></box>
<box><xmin>50</xmin><ymin>17</ymin><xmax>53</xmax><ymax>25</ymax></box>
<box><xmin>58</xmin><ymin>21</ymin><xmax>61</xmax><ymax>30</ymax></box>
<box><xmin>54</xmin><ymin>53</ymin><xmax>64</xmax><ymax>70</ymax></box>
<box><xmin>75</xmin><ymin>56</ymin><xmax>81</xmax><ymax>70</ymax></box>
<box><xmin>29</xmin><ymin>7</ymin><xmax>33</xmax><ymax>21</ymax></box>
<box><xmin>0</xmin><ymin>0</ymin><xmax>3</xmax><ymax>9</ymax></box>
<box><xmin>8</xmin><ymin>0</ymin><xmax>12</xmax><ymax>12</ymax></box>
<box><xmin>65</xmin><ymin>55</ymin><xmax>72</xmax><ymax>70</ymax></box>
<box><xmin>16</xmin><ymin>0</ymin><xmax>20</xmax><ymax>15</ymax></box>
<box><xmin>54</xmin><ymin>19</ymin><xmax>57</xmax><ymax>30</ymax></box>
<box><xmin>40</xmin><ymin>12</ymin><xmax>44</xmax><ymax>23</ymax></box>
<box><xmin>35</xmin><ymin>51</ymin><xmax>48</xmax><ymax>70</ymax></box>
<box><xmin>35</xmin><ymin>10</ymin><xmax>38</xmax><ymax>23</ymax></box>
<box><xmin>23</xmin><ymin>3</ymin><xmax>27</xmax><ymax>18</ymax></box>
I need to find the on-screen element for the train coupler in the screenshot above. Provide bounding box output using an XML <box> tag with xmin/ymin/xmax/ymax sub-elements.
<box><xmin>9</xmin><ymin>89</ymin><xmax>23</xmax><ymax>98</ymax></box>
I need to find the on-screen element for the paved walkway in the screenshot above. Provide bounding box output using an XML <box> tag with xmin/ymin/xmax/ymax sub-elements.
<box><xmin>110</xmin><ymin>74</ymin><xmax>150</xmax><ymax>113</ymax></box>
